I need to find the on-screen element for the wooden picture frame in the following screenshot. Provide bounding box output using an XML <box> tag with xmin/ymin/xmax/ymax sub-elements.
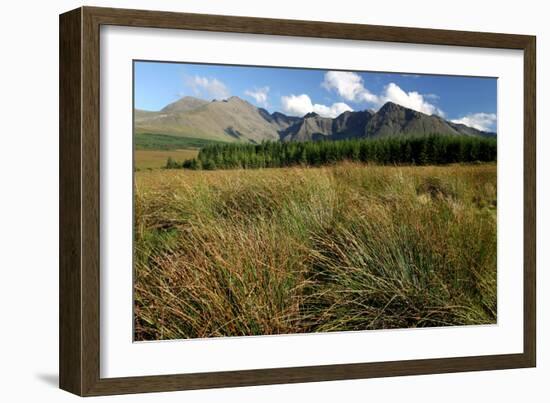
<box><xmin>59</xmin><ymin>6</ymin><xmax>536</xmax><ymax>396</ymax></box>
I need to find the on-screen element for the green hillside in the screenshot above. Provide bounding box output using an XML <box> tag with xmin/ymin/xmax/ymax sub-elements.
<box><xmin>135</xmin><ymin>133</ymin><xmax>229</xmax><ymax>150</ymax></box>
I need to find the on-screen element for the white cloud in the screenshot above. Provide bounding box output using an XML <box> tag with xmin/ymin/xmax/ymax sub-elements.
<box><xmin>321</xmin><ymin>72</ymin><xmax>444</xmax><ymax>117</ymax></box>
<box><xmin>281</xmin><ymin>94</ymin><xmax>312</xmax><ymax>116</ymax></box>
<box><xmin>322</xmin><ymin>71</ymin><xmax>379</xmax><ymax>104</ymax></box>
<box><xmin>281</xmin><ymin>94</ymin><xmax>353</xmax><ymax>118</ymax></box>
<box><xmin>244</xmin><ymin>86</ymin><xmax>270</xmax><ymax>107</ymax></box>
<box><xmin>451</xmin><ymin>113</ymin><xmax>497</xmax><ymax>131</ymax></box>
<box><xmin>380</xmin><ymin>82</ymin><xmax>445</xmax><ymax>117</ymax></box>
<box><xmin>313</xmin><ymin>102</ymin><xmax>354</xmax><ymax>118</ymax></box>
<box><xmin>424</xmin><ymin>93</ymin><xmax>440</xmax><ymax>100</ymax></box>
<box><xmin>186</xmin><ymin>75</ymin><xmax>230</xmax><ymax>100</ymax></box>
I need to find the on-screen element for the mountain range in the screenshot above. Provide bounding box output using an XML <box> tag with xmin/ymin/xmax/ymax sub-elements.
<box><xmin>134</xmin><ymin>96</ymin><xmax>496</xmax><ymax>143</ymax></box>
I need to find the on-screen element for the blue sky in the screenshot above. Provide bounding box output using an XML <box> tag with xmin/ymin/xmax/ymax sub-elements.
<box><xmin>134</xmin><ymin>61</ymin><xmax>498</xmax><ymax>132</ymax></box>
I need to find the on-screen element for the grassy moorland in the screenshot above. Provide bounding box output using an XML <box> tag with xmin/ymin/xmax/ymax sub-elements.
<box><xmin>134</xmin><ymin>162</ymin><xmax>497</xmax><ymax>341</ymax></box>
<box><xmin>135</xmin><ymin>149</ymin><xmax>199</xmax><ymax>170</ymax></box>
<box><xmin>135</xmin><ymin>132</ymin><xmax>228</xmax><ymax>150</ymax></box>
<box><xmin>134</xmin><ymin>132</ymin><xmax>221</xmax><ymax>169</ymax></box>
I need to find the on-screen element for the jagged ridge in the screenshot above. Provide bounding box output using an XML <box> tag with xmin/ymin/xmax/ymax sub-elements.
<box><xmin>135</xmin><ymin>96</ymin><xmax>496</xmax><ymax>143</ymax></box>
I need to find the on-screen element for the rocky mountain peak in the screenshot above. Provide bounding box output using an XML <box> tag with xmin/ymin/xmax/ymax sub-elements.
<box><xmin>136</xmin><ymin>96</ymin><xmax>495</xmax><ymax>144</ymax></box>
<box><xmin>378</xmin><ymin>101</ymin><xmax>405</xmax><ymax>114</ymax></box>
<box><xmin>160</xmin><ymin>96</ymin><xmax>208</xmax><ymax>113</ymax></box>
<box><xmin>303</xmin><ymin>112</ymin><xmax>320</xmax><ymax>119</ymax></box>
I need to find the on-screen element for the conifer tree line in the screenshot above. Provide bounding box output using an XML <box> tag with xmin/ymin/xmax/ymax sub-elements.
<box><xmin>167</xmin><ymin>135</ymin><xmax>497</xmax><ymax>170</ymax></box>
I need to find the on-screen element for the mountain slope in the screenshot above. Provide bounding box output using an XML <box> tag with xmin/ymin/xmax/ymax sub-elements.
<box><xmin>281</xmin><ymin>102</ymin><xmax>495</xmax><ymax>141</ymax></box>
<box><xmin>161</xmin><ymin>96</ymin><xmax>209</xmax><ymax>113</ymax></box>
<box><xmin>364</xmin><ymin>102</ymin><xmax>457</xmax><ymax>138</ymax></box>
<box><xmin>333</xmin><ymin>110</ymin><xmax>374</xmax><ymax>137</ymax></box>
<box><xmin>135</xmin><ymin>96</ymin><xmax>496</xmax><ymax>144</ymax></box>
<box><xmin>135</xmin><ymin>96</ymin><xmax>285</xmax><ymax>143</ymax></box>
<box><xmin>281</xmin><ymin>113</ymin><xmax>334</xmax><ymax>142</ymax></box>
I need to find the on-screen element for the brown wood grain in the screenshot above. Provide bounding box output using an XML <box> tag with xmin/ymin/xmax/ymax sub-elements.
<box><xmin>81</xmin><ymin>6</ymin><xmax>102</xmax><ymax>396</ymax></box>
<box><xmin>523</xmin><ymin>37</ymin><xmax>537</xmax><ymax>367</ymax></box>
<box><xmin>59</xmin><ymin>7</ymin><xmax>82</xmax><ymax>396</ymax></box>
<box><xmin>59</xmin><ymin>6</ymin><xmax>537</xmax><ymax>396</ymax></box>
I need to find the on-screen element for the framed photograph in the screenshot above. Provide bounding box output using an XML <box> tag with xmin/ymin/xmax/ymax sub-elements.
<box><xmin>59</xmin><ymin>6</ymin><xmax>536</xmax><ymax>396</ymax></box>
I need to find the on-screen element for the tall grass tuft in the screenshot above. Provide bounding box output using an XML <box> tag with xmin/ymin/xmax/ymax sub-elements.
<box><xmin>134</xmin><ymin>163</ymin><xmax>497</xmax><ymax>340</ymax></box>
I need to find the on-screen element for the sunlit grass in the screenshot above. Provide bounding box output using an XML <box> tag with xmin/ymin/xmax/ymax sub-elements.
<box><xmin>134</xmin><ymin>162</ymin><xmax>497</xmax><ymax>340</ymax></box>
<box><xmin>134</xmin><ymin>149</ymin><xmax>199</xmax><ymax>170</ymax></box>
